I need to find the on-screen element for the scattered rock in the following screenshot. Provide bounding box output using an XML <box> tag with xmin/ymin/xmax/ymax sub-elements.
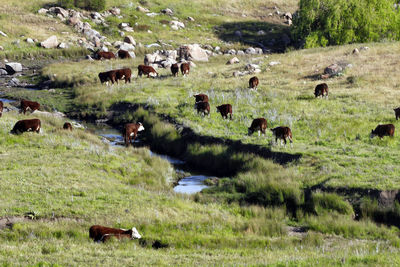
<box><xmin>324</xmin><ymin>63</ymin><xmax>343</xmax><ymax>76</ymax></box>
<box><xmin>257</xmin><ymin>30</ymin><xmax>266</xmax><ymax>36</ymax></box>
<box><xmin>26</xmin><ymin>38</ymin><xmax>34</xmax><ymax>44</ymax></box>
<box><xmin>109</xmin><ymin>7</ymin><xmax>121</xmax><ymax>16</ymax></box>
<box><xmin>40</xmin><ymin>35</ymin><xmax>59</xmax><ymax>49</ymax></box>
<box><xmin>124</xmin><ymin>36</ymin><xmax>136</xmax><ymax>46</ymax></box>
<box><xmin>0</xmin><ymin>69</ymin><xmax>8</xmax><ymax>75</ymax></box>
<box><xmin>352</xmin><ymin>48</ymin><xmax>359</xmax><ymax>55</ymax></box>
<box><xmin>170</xmin><ymin>20</ymin><xmax>185</xmax><ymax>29</ymax></box>
<box><xmin>5</xmin><ymin>62</ymin><xmax>22</xmax><ymax>74</ymax></box>
<box><xmin>226</xmin><ymin>57</ymin><xmax>240</xmax><ymax>65</ymax></box>
<box><xmin>7</xmin><ymin>78</ymin><xmax>21</xmax><ymax>87</ymax></box>
<box><xmin>284</xmin><ymin>12</ymin><xmax>292</xmax><ymax>20</ymax></box>
<box><xmin>237</xmin><ymin>50</ymin><xmax>245</xmax><ymax>56</ymax></box>
<box><xmin>245</xmin><ymin>64</ymin><xmax>260</xmax><ymax>71</ymax></box>
<box><xmin>360</xmin><ymin>46</ymin><xmax>369</xmax><ymax>51</ymax></box>
<box><xmin>49</xmin><ymin>7</ymin><xmax>69</xmax><ymax>18</ymax></box>
<box><xmin>118</xmin><ymin>42</ymin><xmax>135</xmax><ymax>51</ymax></box>
<box><xmin>86</xmin><ymin>55</ymin><xmax>94</xmax><ymax>61</ymax></box>
<box><xmin>58</xmin><ymin>42</ymin><xmax>68</xmax><ymax>49</ymax></box>
<box><xmin>161</xmin><ymin>8</ymin><xmax>173</xmax><ymax>16</ymax></box>
<box><xmin>38</xmin><ymin>8</ymin><xmax>48</xmax><ymax>14</ymax></box>
<box><xmin>227</xmin><ymin>49</ymin><xmax>236</xmax><ymax>55</ymax></box>
<box><xmin>269</xmin><ymin>61</ymin><xmax>280</xmax><ymax>66</ymax></box>
<box><xmin>187</xmin><ymin>16</ymin><xmax>195</xmax><ymax>21</ymax></box>
<box><xmin>245</xmin><ymin>47</ymin><xmax>256</xmax><ymax>54</ymax></box>
<box><xmin>136</xmin><ymin>6</ymin><xmax>149</xmax><ymax>13</ymax></box>
<box><xmin>0</xmin><ymin>31</ymin><xmax>7</xmax><ymax>37</ymax></box>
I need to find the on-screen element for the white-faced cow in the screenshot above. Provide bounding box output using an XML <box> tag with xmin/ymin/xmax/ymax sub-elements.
<box><xmin>20</xmin><ymin>99</ymin><xmax>40</xmax><ymax>114</ymax></box>
<box><xmin>194</xmin><ymin>94</ymin><xmax>208</xmax><ymax>103</ymax></box>
<box><xmin>180</xmin><ymin>62</ymin><xmax>190</xmax><ymax>76</ymax></box>
<box><xmin>370</xmin><ymin>124</ymin><xmax>395</xmax><ymax>139</ymax></box>
<box><xmin>11</xmin><ymin>119</ymin><xmax>41</xmax><ymax>134</ymax></box>
<box><xmin>123</xmin><ymin>122</ymin><xmax>145</xmax><ymax>146</ymax></box>
<box><xmin>216</xmin><ymin>104</ymin><xmax>232</xmax><ymax>120</ymax></box>
<box><xmin>89</xmin><ymin>225</ymin><xmax>141</xmax><ymax>242</ymax></box>
<box><xmin>315</xmin><ymin>83</ymin><xmax>328</xmax><ymax>98</ymax></box>
<box><xmin>195</xmin><ymin>101</ymin><xmax>210</xmax><ymax>116</ymax></box>
<box><xmin>248</xmin><ymin>118</ymin><xmax>267</xmax><ymax>136</ymax></box>
<box><xmin>271</xmin><ymin>126</ymin><xmax>293</xmax><ymax>146</ymax></box>
<box><xmin>138</xmin><ymin>65</ymin><xmax>158</xmax><ymax>78</ymax></box>
<box><xmin>249</xmin><ymin>76</ymin><xmax>259</xmax><ymax>90</ymax></box>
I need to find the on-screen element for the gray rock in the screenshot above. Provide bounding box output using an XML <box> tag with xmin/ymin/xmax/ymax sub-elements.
<box><xmin>161</xmin><ymin>8</ymin><xmax>173</xmax><ymax>16</ymax></box>
<box><xmin>118</xmin><ymin>42</ymin><xmax>135</xmax><ymax>51</ymax></box>
<box><xmin>8</xmin><ymin>78</ymin><xmax>21</xmax><ymax>87</ymax></box>
<box><xmin>124</xmin><ymin>36</ymin><xmax>136</xmax><ymax>46</ymax></box>
<box><xmin>136</xmin><ymin>6</ymin><xmax>149</xmax><ymax>12</ymax></box>
<box><xmin>170</xmin><ymin>20</ymin><xmax>185</xmax><ymax>29</ymax></box>
<box><xmin>284</xmin><ymin>12</ymin><xmax>292</xmax><ymax>20</ymax></box>
<box><xmin>226</xmin><ymin>57</ymin><xmax>240</xmax><ymax>65</ymax></box>
<box><xmin>254</xmin><ymin>48</ymin><xmax>263</xmax><ymax>54</ymax></box>
<box><xmin>234</xmin><ymin>30</ymin><xmax>242</xmax><ymax>38</ymax></box>
<box><xmin>245</xmin><ymin>47</ymin><xmax>256</xmax><ymax>54</ymax></box>
<box><xmin>100</xmin><ymin>46</ymin><xmax>108</xmax><ymax>52</ymax></box>
<box><xmin>26</xmin><ymin>38</ymin><xmax>34</xmax><ymax>44</ymax></box>
<box><xmin>187</xmin><ymin>16</ymin><xmax>195</xmax><ymax>21</ymax></box>
<box><xmin>269</xmin><ymin>61</ymin><xmax>280</xmax><ymax>66</ymax></box>
<box><xmin>58</xmin><ymin>42</ymin><xmax>68</xmax><ymax>49</ymax></box>
<box><xmin>5</xmin><ymin>62</ymin><xmax>22</xmax><ymax>74</ymax></box>
<box><xmin>324</xmin><ymin>64</ymin><xmax>343</xmax><ymax>76</ymax></box>
<box><xmin>352</xmin><ymin>48</ymin><xmax>360</xmax><ymax>54</ymax></box>
<box><xmin>227</xmin><ymin>49</ymin><xmax>236</xmax><ymax>55</ymax></box>
<box><xmin>245</xmin><ymin>64</ymin><xmax>260</xmax><ymax>71</ymax></box>
<box><xmin>0</xmin><ymin>31</ymin><xmax>7</xmax><ymax>37</ymax></box>
<box><xmin>146</xmin><ymin>12</ymin><xmax>159</xmax><ymax>17</ymax></box>
<box><xmin>0</xmin><ymin>69</ymin><xmax>8</xmax><ymax>75</ymax></box>
<box><xmin>86</xmin><ymin>55</ymin><xmax>94</xmax><ymax>61</ymax></box>
<box><xmin>124</xmin><ymin>27</ymin><xmax>134</xmax><ymax>32</ymax></box>
<box><xmin>179</xmin><ymin>44</ymin><xmax>208</xmax><ymax>61</ymax></box>
<box><xmin>38</xmin><ymin>8</ymin><xmax>48</xmax><ymax>14</ymax></box>
<box><xmin>257</xmin><ymin>30</ymin><xmax>266</xmax><ymax>36</ymax></box>
<box><xmin>145</xmin><ymin>43</ymin><xmax>161</xmax><ymax>48</ymax></box>
<box><xmin>237</xmin><ymin>50</ymin><xmax>245</xmax><ymax>56</ymax></box>
<box><xmin>49</xmin><ymin>7</ymin><xmax>68</xmax><ymax>18</ymax></box>
<box><xmin>109</xmin><ymin>7</ymin><xmax>120</xmax><ymax>16</ymax></box>
<box><xmin>360</xmin><ymin>46</ymin><xmax>369</xmax><ymax>51</ymax></box>
<box><xmin>119</xmin><ymin>31</ymin><xmax>125</xmax><ymax>37</ymax></box>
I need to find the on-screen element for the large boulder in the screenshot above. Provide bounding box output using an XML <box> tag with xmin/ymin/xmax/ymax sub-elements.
<box><xmin>161</xmin><ymin>8</ymin><xmax>174</xmax><ymax>16</ymax></box>
<box><xmin>124</xmin><ymin>36</ymin><xmax>136</xmax><ymax>46</ymax></box>
<box><xmin>136</xmin><ymin>6</ymin><xmax>149</xmax><ymax>13</ymax></box>
<box><xmin>118</xmin><ymin>42</ymin><xmax>135</xmax><ymax>51</ymax></box>
<box><xmin>40</xmin><ymin>35</ymin><xmax>59</xmax><ymax>49</ymax></box>
<box><xmin>49</xmin><ymin>7</ymin><xmax>68</xmax><ymax>18</ymax></box>
<box><xmin>226</xmin><ymin>57</ymin><xmax>240</xmax><ymax>65</ymax></box>
<box><xmin>5</xmin><ymin>62</ymin><xmax>22</xmax><ymax>74</ymax></box>
<box><xmin>179</xmin><ymin>44</ymin><xmax>208</xmax><ymax>62</ymax></box>
<box><xmin>324</xmin><ymin>64</ymin><xmax>343</xmax><ymax>76</ymax></box>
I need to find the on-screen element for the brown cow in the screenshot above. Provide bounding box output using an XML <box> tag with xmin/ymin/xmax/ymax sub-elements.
<box><xmin>249</xmin><ymin>76</ymin><xmax>259</xmax><ymax>90</ymax></box>
<box><xmin>98</xmin><ymin>70</ymin><xmax>117</xmax><ymax>85</ymax></box>
<box><xmin>394</xmin><ymin>107</ymin><xmax>400</xmax><ymax>120</ymax></box>
<box><xmin>0</xmin><ymin>100</ymin><xmax>3</xmax><ymax>118</ymax></box>
<box><xmin>180</xmin><ymin>62</ymin><xmax>190</xmax><ymax>76</ymax></box>
<box><xmin>248</xmin><ymin>118</ymin><xmax>268</xmax><ymax>136</ymax></box>
<box><xmin>216</xmin><ymin>104</ymin><xmax>232</xmax><ymax>120</ymax></box>
<box><xmin>20</xmin><ymin>99</ymin><xmax>40</xmax><ymax>114</ymax></box>
<box><xmin>123</xmin><ymin>122</ymin><xmax>145</xmax><ymax>146</ymax></box>
<box><xmin>315</xmin><ymin>83</ymin><xmax>329</xmax><ymax>98</ymax></box>
<box><xmin>96</xmin><ymin>51</ymin><xmax>116</xmax><ymax>60</ymax></box>
<box><xmin>370</xmin><ymin>124</ymin><xmax>395</xmax><ymax>139</ymax></box>
<box><xmin>63</xmin><ymin>122</ymin><xmax>72</xmax><ymax>131</ymax></box>
<box><xmin>11</xmin><ymin>119</ymin><xmax>41</xmax><ymax>134</ymax></box>
<box><xmin>195</xmin><ymin>101</ymin><xmax>210</xmax><ymax>116</ymax></box>
<box><xmin>138</xmin><ymin>65</ymin><xmax>158</xmax><ymax>78</ymax></box>
<box><xmin>271</xmin><ymin>126</ymin><xmax>293</xmax><ymax>146</ymax></box>
<box><xmin>89</xmin><ymin>225</ymin><xmax>141</xmax><ymax>243</ymax></box>
<box><xmin>171</xmin><ymin>63</ymin><xmax>179</xmax><ymax>77</ymax></box>
<box><xmin>115</xmin><ymin>68</ymin><xmax>132</xmax><ymax>84</ymax></box>
<box><xmin>117</xmin><ymin>49</ymin><xmax>131</xmax><ymax>59</ymax></box>
<box><xmin>194</xmin><ymin>94</ymin><xmax>208</xmax><ymax>103</ymax></box>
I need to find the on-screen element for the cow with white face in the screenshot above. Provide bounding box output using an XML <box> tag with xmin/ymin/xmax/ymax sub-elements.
<box><xmin>123</xmin><ymin>122</ymin><xmax>145</xmax><ymax>146</ymax></box>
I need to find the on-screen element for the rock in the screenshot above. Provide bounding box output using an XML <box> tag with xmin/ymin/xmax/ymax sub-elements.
<box><xmin>0</xmin><ymin>69</ymin><xmax>8</xmax><ymax>75</ymax></box>
<box><xmin>253</xmin><ymin>69</ymin><xmax>261</xmax><ymax>74</ymax></box>
<box><xmin>5</xmin><ymin>62</ymin><xmax>22</xmax><ymax>74</ymax></box>
<box><xmin>58</xmin><ymin>42</ymin><xmax>68</xmax><ymax>49</ymax></box>
<box><xmin>226</xmin><ymin>57</ymin><xmax>240</xmax><ymax>65</ymax></box>
<box><xmin>124</xmin><ymin>27</ymin><xmax>134</xmax><ymax>32</ymax></box>
<box><xmin>40</xmin><ymin>35</ymin><xmax>59</xmax><ymax>49</ymax></box>
<box><xmin>109</xmin><ymin>7</ymin><xmax>120</xmax><ymax>16</ymax></box>
<box><xmin>245</xmin><ymin>47</ymin><xmax>256</xmax><ymax>54</ymax></box>
<box><xmin>8</xmin><ymin>78</ymin><xmax>21</xmax><ymax>87</ymax></box>
<box><xmin>187</xmin><ymin>16</ymin><xmax>195</xmax><ymax>21</ymax></box>
<box><xmin>136</xmin><ymin>6</ymin><xmax>149</xmax><ymax>13</ymax></box>
<box><xmin>179</xmin><ymin>44</ymin><xmax>208</xmax><ymax>62</ymax></box>
<box><xmin>234</xmin><ymin>30</ymin><xmax>242</xmax><ymax>38</ymax></box>
<box><xmin>145</xmin><ymin>43</ymin><xmax>161</xmax><ymax>48</ymax></box>
<box><xmin>227</xmin><ymin>49</ymin><xmax>236</xmax><ymax>55</ymax></box>
<box><xmin>38</xmin><ymin>8</ymin><xmax>48</xmax><ymax>14</ymax></box>
<box><xmin>128</xmin><ymin>51</ymin><xmax>136</xmax><ymax>58</ymax></box>
<box><xmin>254</xmin><ymin>48</ymin><xmax>263</xmax><ymax>54</ymax></box>
<box><xmin>146</xmin><ymin>12</ymin><xmax>158</xmax><ymax>17</ymax></box>
<box><xmin>119</xmin><ymin>31</ymin><xmax>125</xmax><ymax>37</ymax></box>
<box><xmin>286</xmin><ymin>19</ymin><xmax>292</xmax><ymax>26</ymax></box>
<box><xmin>245</xmin><ymin>64</ymin><xmax>260</xmax><ymax>71</ymax></box>
<box><xmin>26</xmin><ymin>38</ymin><xmax>34</xmax><ymax>44</ymax></box>
<box><xmin>100</xmin><ymin>46</ymin><xmax>108</xmax><ymax>52</ymax></box>
<box><xmin>257</xmin><ymin>30</ymin><xmax>266</xmax><ymax>36</ymax></box>
<box><xmin>118</xmin><ymin>42</ymin><xmax>135</xmax><ymax>51</ymax></box>
<box><xmin>0</xmin><ymin>31</ymin><xmax>7</xmax><ymax>37</ymax></box>
<box><xmin>171</xmin><ymin>25</ymin><xmax>179</xmax><ymax>30</ymax></box>
<box><xmin>352</xmin><ymin>48</ymin><xmax>360</xmax><ymax>54</ymax></box>
<box><xmin>284</xmin><ymin>12</ymin><xmax>292</xmax><ymax>20</ymax></box>
<box><xmin>324</xmin><ymin>64</ymin><xmax>343</xmax><ymax>76</ymax></box>
<box><xmin>144</xmin><ymin>53</ymin><xmax>164</xmax><ymax>65</ymax></box>
<box><xmin>170</xmin><ymin>20</ymin><xmax>185</xmax><ymax>29</ymax></box>
<box><xmin>86</xmin><ymin>55</ymin><xmax>94</xmax><ymax>61</ymax></box>
<box><xmin>113</xmin><ymin>41</ymin><xmax>124</xmax><ymax>47</ymax></box>
<box><xmin>68</xmin><ymin>17</ymin><xmax>81</xmax><ymax>27</ymax></box>
<box><xmin>119</xmin><ymin>22</ymin><xmax>129</xmax><ymax>28</ymax></box>
<box><xmin>124</xmin><ymin>36</ymin><xmax>136</xmax><ymax>46</ymax></box>
<box><xmin>269</xmin><ymin>61</ymin><xmax>280</xmax><ymax>66</ymax></box>
<box><xmin>161</xmin><ymin>8</ymin><xmax>173</xmax><ymax>16</ymax></box>
<box><xmin>49</xmin><ymin>7</ymin><xmax>69</xmax><ymax>18</ymax></box>
<box><xmin>360</xmin><ymin>46</ymin><xmax>369</xmax><ymax>51</ymax></box>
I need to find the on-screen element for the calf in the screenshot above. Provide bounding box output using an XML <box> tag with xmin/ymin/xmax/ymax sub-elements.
<box><xmin>63</xmin><ymin>122</ymin><xmax>72</xmax><ymax>131</ymax></box>
<box><xmin>115</xmin><ymin>68</ymin><xmax>132</xmax><ymax>84</ymax></box>
<box><xmin>171</xmin><ymin>63</ymin><xmax>179</xmax><ymax>77</ymax></box>
<box><xmin>11</xmin><ymin>119</ymin><xmax>41</xmax><ymax>134</ymax></box>
<box><xmin>394</xmin><ymin>107</ymin><xmax>400</xmax><ymax>120</ymax></box>
<box><xmin>89</xmin><ymin>225</ymin><xmax>141</xmax><ymax>243</ymax></box>
<box><xmin>98</xmin><ymin>70</ymin><xmax>117</xmax><ymax>85</ymax></box>
<box><xmin>123</xmin><ymin>122</ymin><xmax>145</xmax><ymax>146</ymax></box>
<box><xmin>96</xmin><ymin>51</ymin><xmax>116</xmax><ymax>60</ymax></box>
<box><xmin>0</xmin><ymin>100</ymin><xmax>3</xmax><ymax>118</ymax></box>
<box><xmin>314</xmin><ymin>83</ymin><xmax>329</xmax><ymax>98</ymax></box>
<box><xmin>248</xmin><ymin>118</ymin><xmax>268</xmax><ymax>136</ymax></box>
<box><xmin>138</xmin><ymin>65</ymin><xmax>158</xmax><ymax>78</ymax></box>
<box><xmin>370</xmin><ymin>124</ymin><xmax>395</xmax><ymax>139</ymax></box>
<box><xmin>20</xmin><ymin>99</ymin><xmax>40</xmax><ymax>114</ymax></box>
<box><xmin>249</xmin><ymin>76</ymin><xmax>259</xmax><ymax>90</ymax></box>
<box><xmin>216</xmin><ymin>104</ymin><xmax>232</xmax><ymax>120</ymax></box>
<box><xmin>180</xmin><ymin>62</ymin><xmax>190</xmax><ymax>76</ymax></box>
<box><xmin>194</xmin><ymin>94</ymin><xmax>208</xmax><ymax>103</ymax></box>
<box><xmin>117</xmin><ymin>49</ymin><xmax>131</xmax><ymax>59</ymax></box>
<box><xmin>271</xmin><ymin>126</ymin><xmax>293</xmax><ymax>146</ymax></box>
<box><xmin>195</xmin><ymin>101</ymin><xmax>210</xmax><ymax>116</ymax></box>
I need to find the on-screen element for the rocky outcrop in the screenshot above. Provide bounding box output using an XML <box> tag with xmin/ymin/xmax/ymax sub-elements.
<box><xmin>5</xmin><ymin>62</ymin><xmax>23</xmax><ymax>74</ymax></box>
<box><xmin>179</xmin><ymin>44</ymin><xmax>208</xmax><ymax>62</ymax></box>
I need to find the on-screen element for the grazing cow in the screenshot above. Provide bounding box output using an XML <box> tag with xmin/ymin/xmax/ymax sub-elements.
<box><xmin>117</xmin><ymin>49</ymin><xmax>131</xmax><ymax>59</ymax></box>
<box><xmin>195</xmin><ymin>101</ymin><xmax>210</xmax><ymax>116</ymax></box>
<box><xmin>370</xmin><ymin>124</ymin><xmax>395</xmax><ymax>139</ymax></box>
<box><xmin>194</xmin><ymin>94</ymin><xmax>208</xmax><ymax>103</ymax></box>
<box><xmin>314</xmin><ymin>83</ymin><xmax>329</xmax><ymax>98</ymax></box>
<box><xmin>271</xmin><ymin>126</ymin><xmax>293</xmax><ymax>146</ymax></box>
<box><xmin>248</xmin><ymin>118</ymin><xmax>268</xmax><ymax>136</ymax></box>
<box><xmin>0</xmin><ymin>100</ymin><xmax>3</xmax><ymax>118</ymax></box>
<box><xmin>180</xmin><ymin>62</ymin><xmax>190</xmax><ymax>76</ymax></box>
<box><xmin>123</xmin><ymin>122</ymin><xmax>145</xmax><ymax>146</ymax></box>
<box><xmin>98</xmin><ymin>70</ymin><xmax>117</xmax><ymax>85</ymax></box>
<box><xmin>89</xmin><ymin>225</ymin><xmax>141</xmax><ymax>243</ymax></box>
<box><xmin>11</xmin><ymin>119</ymin><xmax>41</xmax><ymax>134</ymax></box>
<box><xmin>138</xmin><ymin>65</ymin><xmax>158</xmax><ymax>78</ymax></box>
<box><xmin>394</xmin><ymin>107</ymin><xmax>400</xmax><ymax>120</ymax></box>
<box><xmin>63</xmin><ymin>122</ymin><xmax>72</xmax><ymax>131</ymax></box>
<box><xmin>20</xmin><ymin>99</ymin><xmax>40</xmax><ymax>114</ymax></box>
<box><xmin>249</xmin><ymin>76</ymin><xmax>259</xmax><ymax>90</ymax></box>
<box><xmin>115</xmin><ymin>68</ymin><xmax>132</xmax><ymax>84</ymax></box>
<box><xmin>171</xmin><ymin>63</ymin><xmax>179</xmax><ymax>77</ymax></box>
<box><xmin>216</xmin><ymin>104</ymin><xmax>232</xmax><ymax>120</ymax></box>
<box><xmin>96</xmin><ymin>51</ymin><xmax>116</xmax><ymax>60</ymax></box>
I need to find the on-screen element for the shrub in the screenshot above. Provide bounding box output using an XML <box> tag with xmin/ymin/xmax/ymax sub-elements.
<box><xmin>292</xmin><ymin>0</ymin><xmax>400</xmax><ymax>48</ymax></box>
<box><xmin>58</xmin><ymin>0</ymin><xmax>106</xmax><ymax>11</ymax></box>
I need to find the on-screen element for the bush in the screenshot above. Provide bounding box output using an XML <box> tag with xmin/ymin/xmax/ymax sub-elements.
<box><xmin>58</xmin><ymin>0</ymin><xmax>106</xmax><ymax>11</ymax></box>
<box><xmin>292</xmin><ymin>0</ymin><xmax>400</xmax><ymax>48</ymax></box>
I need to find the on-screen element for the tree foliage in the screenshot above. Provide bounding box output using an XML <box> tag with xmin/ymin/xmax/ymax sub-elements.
<box><xmin>292</xmin><ymin>0</ymin><xmax>400</xmax><ymax>48</ymax></box>
<box><xmin>58</xmin><ymin>0</ymin><xmax>106</xmax><ymax>11</ymax></box>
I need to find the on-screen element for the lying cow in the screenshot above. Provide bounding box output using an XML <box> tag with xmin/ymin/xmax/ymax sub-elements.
<box><xmin>314</xmin><ymin>83</ymin><xmax>329</xmax><ymax>98</ymax></box>
<box><xmin>98</xmin><ymin>70</ymin><xmax>117</xmax><ymax>85</ymax></box>
<box><xmin>63</xmin><ymin>122</ymin><xmax>72</xmax><ymax>131</ymax></box>
<box><xmin>195</xmin><ymin>101</ymin><xmax>210</xmax><ymax>116</ymax></box>
<box><xmin>370</xmin><ymin>124</ymin><xmax>395</xmax><ymax>139</ymax></box>
<box><xmin>171</xmin><ymin>63</ymin><xmax>179</xmax><ymax>77</ymax></box>
<box><xmin>180</xmin><ymin>62</ymin><xmax>190</xmax><ymax>76</ymax></box>
<box><xmin>89</xmin><ymin>225</ymin><xmax>141</xmax><ymax>243</ymax></box>
<box><xmin>123</xmin><ymin>122</ymin><xmax>145</xmax><ymax>146</ymax></box>
<box><xmin>20</xmin><ymin>99</ymin><xmax>40</xmax><ymax>114</ymax></box>
<box><xmin>138</xmin><ymin>65</ymin><xmax>158</xmax><ymax>78</ymax></box>
<box><xmin>96</xmin><ymin>51</ymin><xmax>116</xmax><ymax>60</ymax></box>
<box><xmin>248</xmin><ymin>118</ymin><xmax>268</xmax><ymax>136</ymax></box>
<box><xmin>194</xmin><ymin>94</ymin><xmax>208</xmax><ymax>103</ymax></box>
<box><xmin>394</xmin><ymin>107</ymin><xmax>400</xmax><ymax>120</ymax></box>
<box><xmin>117</xmin><ymin>49</ymin><xmax>131</xmax><ymax>59</ymax></box>
<box><xmin>0</xmin><ymin>100</ymin><xmax>3</xmax><ymax>118</ymax></box>
<box><xmin>249</xmin><ymin>76</ymin><xmax>259</xmax><ymax>90</ymax></box>
<box><xmin>115</xmin><ymin>68</ymin><xmax>132</xmax><ymax>84</ymax></box>
<box><xmin>11</xmin><ymin>119</ymin><xmax>41</xmax><ymax>134</ymax></box>
<box><xmin>216</xmin><ymin>104</ymin><xmax>232</xmax><ymax>120</ymax></box>
<box><xmin>271</xmin><ymin>126</ymin><xmax>293</xmax><ymax>146</ymax></box>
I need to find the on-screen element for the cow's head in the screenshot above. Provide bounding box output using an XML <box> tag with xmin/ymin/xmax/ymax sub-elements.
<box><xmin>394</xmin><ymin>108</ymin><xmax>400</xmax><ymax>113</ymax></box>
<box><xmin>248</xmin><ymin>127</ymin><xmax>254</xmax><ymax>136</ymax></box>
<box><xmin>131</xmin><ymin>227</ymin><xmax>141</xmax><ymax>239</ymax></box>
<box><xmin>137</xmin><ymin>122</ymin><xmax>145</xmax><ymax>132</ymax></box>
<box><xmin>370</xmin><ymin>129</ymin><xmax>377</xmax><ymax>139</ymax></box>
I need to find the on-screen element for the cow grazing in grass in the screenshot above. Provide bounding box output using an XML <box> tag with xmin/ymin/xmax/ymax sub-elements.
<box><xmin>216</xmin><ymin>104</ymin><xmax>232</xmax><ymax>120</ymax></box>
<box><xmin>98</xmin><ymin>70</ymin><xmax>117</xmax><ymax>85</ymax></box>
<box><xmin>314</xmin><ymin>83</ymin><xmax>329</xmax><ymax>98</ymax></box>
<box><xmin>249</xmin><ymin>76</ymin><xmax>259</xmax><ymax>90</ymax></box>
<box><xmin>138</xmin><ymin>65</ymin><xmax>158</xmax><ymax>78</ymax></box>
<box><xmin>394</xmin><ymin>107</ymin><xmax>400</xmax><ymax>120</ymax></box>
<box><xmin>0</xmin><ymin>100</ymin><xmax>3</xmax><ymax>118</ymax></box>
<box><xmin>63</xmin><ymin>122</ymin><xmax>72</xmax><ymax>131</ymax></box>
<box><xmin>171</xmin><ymin>63</ymin><xmax>179</xmax><ymax>77</ymax></box>
<box><xmin>89</xmin><ymin>225</ymin><xmax>141</xmax><ymax>243</ymax></box>
<box><xmin>20</xmin><ymin>99</ymin><xmax>40</xmax><ymax>114</ymax></box>
<box><xmin>115</xmin><ymin>68</ymin><xmax>132</xmax><ymax>84</ymax></box>
<box><xmin>370</xmin><ymin>124</ymin><xmax>395</xmax><ymax>139</ymax></box>
<box><xmin>248</xmin><ymin>118</ymin><xmax>268</xmax><ymax>136</ymax></box>
<box><xmin>96</xmin><ymin>51</ymin><xmax>116</xmax><ymax>60</ymax></box>
<box><xmin>117</xmin><ymin>49</ymin><xmax>131</xmax><ymax>59</ymax></box>
<box><xmin>194</xmin><ymin>94</ymin><xmax>208</xmax><ymax>103</ymax></box>
<box><xmin>11</xmin><ymin>119</ymin><xmax>41</xmax><ymax>134</ymax></box>
<box><xmin>123</xmin><ymin>122</ymin><xmax>145</xmax><ymax>146</ymax></box>
<box><xmin>180</xmin><ymin>62</ymin><xmax>190</xmax><ymax>76</ymax></box>
<box><xmin>271</xmin><ymin>126</ymin><xmax>293</xmax><ymax>146</ymax></box>
<box><xmin>195</xmin><ymin>101</ymin><xmax>210</xmax><ymax>116</ymax></box>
